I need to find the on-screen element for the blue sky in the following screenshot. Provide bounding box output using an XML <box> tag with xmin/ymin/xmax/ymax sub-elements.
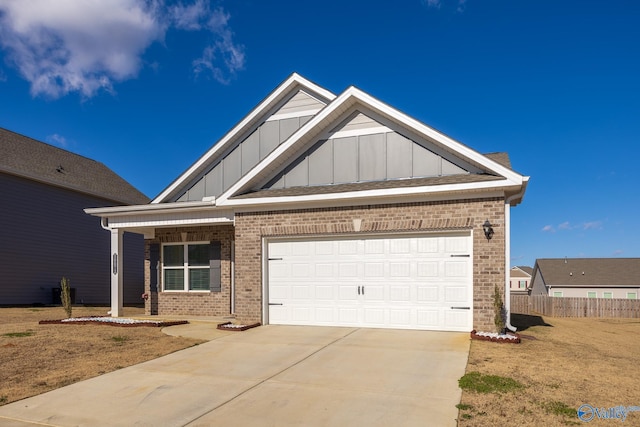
<box><xmin>1</xmin><ymin>0</ymin><xmax>638</xmax><ymax>267</ymax></box>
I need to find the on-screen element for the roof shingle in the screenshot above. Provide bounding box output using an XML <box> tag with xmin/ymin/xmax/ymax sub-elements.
<box><xmin>0</xmin><ymin>127</ymin><xmax>148</xmax><ymax>205</ymax></box>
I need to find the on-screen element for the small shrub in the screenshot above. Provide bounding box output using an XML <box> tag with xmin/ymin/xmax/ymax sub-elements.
<box><xmin>456</xmin><ymin>403</ymin><xmax>473</xmax><ymax>410</ymax></box>
<box><xmin>493</xmin><ymin>285</ymin><xmax>506</xmax><ymax>333</ymax></box>
<box><xmin>0</xmin><ymin>395</ymin><xmax>7</xmax><ymax>405</ymax></box>
<box><xmin>60</xmin><ymin>277</ymin><xmax>72</xmax><ymax>318</ymax></box>
<box><xmin>459</xmin><ymin>371</ymin><xmax>524</xmax><ymax>394</ymax></box>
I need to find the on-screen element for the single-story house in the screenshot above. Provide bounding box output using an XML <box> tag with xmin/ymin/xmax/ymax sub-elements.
<box><xmin>1</xmin><ymin>127</ymin><xmax>149</xmax><ymax>305</ymax></box>
<box><xmin>530</xmin><ymin>258</ymin><xmax>640</xmax><ymax>299</ymax></box>
<box><xmin>86</xmin><ymin>73</ymin><xmax>529</xmax><ymax>332</ymax></box>
<box><xmin>510</xmin><ymin>265</ymin><xmax>533</xmax><ymax>295</ymax></box>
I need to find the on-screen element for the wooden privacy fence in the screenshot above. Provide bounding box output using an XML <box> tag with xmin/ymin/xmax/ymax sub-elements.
<box><xmin>511</xmin><ymin>295</ymin><xmax>640</xmax><ymax>318</ymax></box>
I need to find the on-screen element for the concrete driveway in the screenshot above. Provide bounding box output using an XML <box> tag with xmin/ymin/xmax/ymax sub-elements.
<box><xmin>0</xmin><ymin>325</ymin><xmax>470</xmax><ymax>427</ymax></box>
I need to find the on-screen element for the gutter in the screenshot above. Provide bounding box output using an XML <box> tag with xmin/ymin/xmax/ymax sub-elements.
<box><xmin>504</xmin><ymin>178</ymin><xmax>530</xmax><ymax>332</ymax></box>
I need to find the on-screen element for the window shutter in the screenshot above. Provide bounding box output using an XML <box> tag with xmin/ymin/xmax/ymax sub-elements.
<box><xmin>210</xmin><ymin>241</ymin><xmax>221</xmax><ymax>292</ymax></box>
<box><xmin>150</xmin><ymin>244</ymin><xmax>160</xmax><ymax>292</ymax></box>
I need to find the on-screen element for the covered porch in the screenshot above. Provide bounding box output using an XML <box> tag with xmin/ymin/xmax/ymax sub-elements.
<box><xmin>85</xmin><ymin>201</ymin><xmax>234</xmax><ymax>318</ymax></box>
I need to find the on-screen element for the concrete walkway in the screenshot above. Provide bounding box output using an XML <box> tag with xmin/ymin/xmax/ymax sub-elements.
<box><xmin>0</xmin><ymin>324</ymin><xmax>470</xmax><ymax>427</ymax></box>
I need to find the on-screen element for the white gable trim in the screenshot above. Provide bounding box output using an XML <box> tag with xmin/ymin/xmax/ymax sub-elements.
<box><xmin>152</xmin><ymin>73</ymin><xmax>336</xmax><ymax>204</ymax></box>
<box><xmin>216</xmin><ymin>86</ymin><xmax>527</xmax><ymax>206</ymax></box>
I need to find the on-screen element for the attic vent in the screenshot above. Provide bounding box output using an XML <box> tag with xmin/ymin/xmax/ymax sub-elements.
<box><xmin>56</xmin><ymin>165</ymin><xmax>66</xmax><ymax>173</ymax></box>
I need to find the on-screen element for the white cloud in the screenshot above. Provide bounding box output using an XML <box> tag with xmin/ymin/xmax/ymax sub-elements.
<box><xmin>582</xmin><ymin>221</ymin><xmax>603</xmax><ymax>230</ymax></box>
<box><xmin>0</xmin><ymin>0</ymin><xmax>245</xmax><ymax>98</ymax></box>
<box><xmin>557</xmin><ymin>221</ymin><xmax>572</xmax><ymax>230</ymax></box>
<box><xmin>422</xmin><ymin>0</ymin><xmax>442</xmax><ymax>8</ymax></box>
<box><xmin>542</xmin><ymin>225</ymin><xmax>555</xmax><ymax>233</ymax></box>
<box><xmin>613</xmin><ymin>249</ymin><xmax>624</xmax><ymax>256</ymax></box>
<box><xmin>173</xmin><ymin>3</ymin><xmax>245</xmax><ymax>84</ymax></box>
<box><xmin>46</xmin><ymin>133</ymin><xmax>68</xmax><ymax>147</ymax></box>
<box><xmin>422</xmin><ymin>0</ymin><xmax>467</xmax><ymax>11</ymax></box>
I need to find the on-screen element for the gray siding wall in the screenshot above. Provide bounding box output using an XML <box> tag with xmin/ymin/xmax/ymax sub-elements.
<box><xmin>0</xmin><ymin>173</ymin><xmax>144</xmax><ymax>305</ymax></box>
<box><xmin>177</xmin><ymin>115</ymin><xmax>314</xmax><ymax>202</ymax></box>
<box><xmin>264</xmin><ymin>130</ymin><xmax>469</xmax><ymax>189</ymax></box>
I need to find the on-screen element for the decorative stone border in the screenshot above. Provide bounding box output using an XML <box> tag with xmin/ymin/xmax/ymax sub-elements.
<box><xmin>217</xmin><ymin>322</ymin><xmax>261</xmax><ymax>331</ymax></box>
<box><xmin>470</xmin><ymin>329</ymin><xmax>521</xmax><ymax>344</ymax></box>
<box><xmin>39</xmin><ymin>317</ymin><xmax>189</xmax><ymax>328</ymax></box>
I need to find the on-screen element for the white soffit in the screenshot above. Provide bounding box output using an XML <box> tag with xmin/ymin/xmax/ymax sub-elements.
<box><xmin>151</xmin><ymin>73</ymin><xmax>336</xmax><ymax>204</ymax></box>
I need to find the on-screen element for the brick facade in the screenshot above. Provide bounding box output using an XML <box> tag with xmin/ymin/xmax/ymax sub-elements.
<box><xmin>234</xmin><ymin>197</ymin><xmax>505</xmax><ymax>332</ymax></box>
<box><xmin>144</xmin><ymin>197</ymin><xmax>506</xmax><ymax>332</ymax></box>
<box><xmin>144</xmin><ymin>225</ymin><xmax>234</xmax><ymax>317</ymax></box>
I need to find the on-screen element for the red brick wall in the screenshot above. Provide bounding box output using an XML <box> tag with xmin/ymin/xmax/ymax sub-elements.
<box><xmin>144</xmin><ymin>225</ymin><xmax>234</xmax><ymax>317</ymax></box>
<box><xmin>234</xmin><ymin>197</ymin><xmax>506</xmax><ymax>332</ymax></box>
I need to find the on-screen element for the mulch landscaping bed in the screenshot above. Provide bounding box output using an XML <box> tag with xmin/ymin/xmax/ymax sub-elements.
<box><xmin>39</xmin><ymin>317</ymin><xmax>189</xmax><ymax>328</ymax></box>
<box><xmin>217</xmin><ymin>321</ymin><xmax>261</xmax><ymax>331</ymax></box>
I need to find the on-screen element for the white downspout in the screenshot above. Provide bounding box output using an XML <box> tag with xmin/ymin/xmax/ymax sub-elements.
<box><xmin>504</xmin><ymin>186</ymin><xmax>527</xmax><ymax>332</ymax></box>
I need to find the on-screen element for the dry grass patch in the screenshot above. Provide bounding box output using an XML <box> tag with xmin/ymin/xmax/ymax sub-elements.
<box><xmin>457</xmin><ymin>314</ymin><xmax>640</xmax><ymax>426</ymax></box>
<box><xmin>0</xmin><ymin>306</ymin><xmax>203</xmax><ymax>405</ymax></box>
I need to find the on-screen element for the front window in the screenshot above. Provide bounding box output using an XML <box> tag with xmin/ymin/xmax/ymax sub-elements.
<box><xmin>162</xmin><ymin>243</ymin><xmax>210</xmax><ymax>291</ymax></box>
<box><xmin>603</xmin><ymin>292</ymin><xmax>613</xmax><ymax>299</ymax></box>
<box><xmin>519</xmin><ymin>280</ymin><xmax>527</xmax><ymax>289</ymax></box>
<box><xmin>628</xmin><ymin>293</ymin><xmax>637</xmax><ymax>300</ymax></box>
<box><xmin>553</xmin><ymin>291</ymin><xmax>563</xmax><ymax>297</ymax></box>
<box><xmin>587</xmin><ymin>291</ymin><xmax>597</xmax><ymax>298</ymax></box>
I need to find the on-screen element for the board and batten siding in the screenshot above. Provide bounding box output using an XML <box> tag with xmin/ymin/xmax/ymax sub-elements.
<box><xmin>264</xmin><ymin>129</ymin><xmax>471</xmax><ymax>190</ymax></box>
<box><xmin>176</xmin><ymin>90</ymin><xmax>323</xmax><ymax>202</ymax></box>
<box><xmin>0</xmin><ymin>173</ymin><xmax>144</xmax><ymax>305</ymax></box>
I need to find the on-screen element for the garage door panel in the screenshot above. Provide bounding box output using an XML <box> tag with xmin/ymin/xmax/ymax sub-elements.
<box><xmin>268</xmin><ymin>233</ymin><xmax>472</xmax><ymax>331</ymax></box>
<box><xmin>444</xmin><ymin>261</ymin><xmax>468</xmax><ymax>278</ymax></box>
<box><xmin>417</xmin><ymin>286</ymin><xmax>439</xmax><ymax>302</ymax></box>
<box><xmin>417</xmin><ymin>262</ymin><xmax>439</xmax><ymax>277</ymax></box>
<box><xmin>417</xmin><ymin>309</ymin><xmax>440</xmax><ymax>327</ymax></box>
<box><xmin>364</xmin><ymin>262</ymin><xmax>384</xmax><ymax>278</ymax></box>
<box><xmin>389</xmin><ymin>285</ymin><xmax>411</xmax><ymax>302</ymax></box>
<box><xmin>315</xmin><ymin>284</ymin><xmax>334</xmax><ymax>299</ymax></box>
<box><xmin>444</xmin><ymin>286</ymin><xmax>468</xmax><ymax>303</ymax></box>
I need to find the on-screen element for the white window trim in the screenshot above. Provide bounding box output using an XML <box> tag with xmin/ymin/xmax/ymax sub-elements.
<box><xmin>162</xmin><ymin>241</ymin><xmax>210</xmax><ymax>292</ymax></box>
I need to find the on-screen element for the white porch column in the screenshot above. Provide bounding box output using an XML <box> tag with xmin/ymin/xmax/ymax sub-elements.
<box><xmin>110</xmin><ymin>228</ymin><xmax>124</xmax><ymax>317</ymax></box>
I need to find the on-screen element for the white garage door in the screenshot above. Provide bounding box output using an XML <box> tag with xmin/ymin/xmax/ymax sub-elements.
<box><xmin>266</xmin><ymin>232</ymin><xmax>473</xmax><ymax>331</ymax></box>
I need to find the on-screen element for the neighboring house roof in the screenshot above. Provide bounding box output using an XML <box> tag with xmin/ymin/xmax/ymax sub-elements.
<box><xmin>511</xmin><ymin>266</ymin><xmax>533</xmax><ymax>277</ymax></box>
<box><xmin>1</xmin><ymin>127</ymin><xmax>149</xmax><ymax>205</ymax></box>
<box><xmin>534</xmin><ymin>258</ymin><xmax>640</xmax><ymax>288</ymax></box>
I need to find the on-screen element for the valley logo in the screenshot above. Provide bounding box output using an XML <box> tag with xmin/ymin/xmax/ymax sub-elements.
<box><xmin>578</xmin><ymin>404</ymin><xmax>640</xmax><ymax>422</ymax></box>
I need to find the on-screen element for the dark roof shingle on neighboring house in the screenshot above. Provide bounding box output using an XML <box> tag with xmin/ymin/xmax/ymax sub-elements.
<box><xmin>0</xmin><ymin>127</ymin><xmax>149</xmax><ymax>205</ymax></box>
<box><xmin>535</xmin><ymin>258</ymin><xmax>640</xmax><ymax>288</ymax></box>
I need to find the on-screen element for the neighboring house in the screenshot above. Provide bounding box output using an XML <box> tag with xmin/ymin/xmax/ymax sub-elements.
<box><xmin>86</xmin><ymin>73</ymin><xmax>529</xmax><ymax>332</ymax></box>
<box><xmin>510</xmin><ymin>265</ymin><xmax>533</xmax><ymax>295</ymax></box>
<box><xmin>0</xmin><ymin>128</ymin><xmax>149</xmax><ymax>306</ymax></box>
<box><xmin>530</xmin><ymin>258</ymin><xmax>640</xmax><ymax>299</ymax></box>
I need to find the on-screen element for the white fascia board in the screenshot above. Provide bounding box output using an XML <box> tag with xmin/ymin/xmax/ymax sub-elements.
<box><xmin>217</xmin><ymin>86</ymin><xmax>526</xmax><ymax>206</ymax></box>
<box><xmin>222</xmin><ymin>179</ymin><xmax>518</xmax><ymax>210</ymax></box>
<box><xmin>85</xmin><ymin>200</ymin><xmax>216</xmax><ymax>217</ymax></box>
<box><xmin>151</xmin><ymin>73</ymin><xmax>336</xmax><ymax>204</ymax></box>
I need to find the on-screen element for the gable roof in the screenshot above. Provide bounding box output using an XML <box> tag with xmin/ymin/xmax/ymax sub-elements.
<box><xmin>153</xmin><ymin>73</ymin><xmax>336</xmax><ymax>203</ymax></box>
<box><xmin>511</xmin><ymin>266</ymin><xmax>533</xmax><ymax>277</ymax></box>
<box><xmin>534</xmin><ymin>258</ymin><xmax>640</xmax><ymax>288</ymax></box>
<box><xmin>152</xmin><ymin>74</ymin><xmax>528</xmax><ymax>209</ymax></box>
<box><xmin>0</xmin><ymin>127</ymin><xmax>149</xmax><ymax>205</ymax></box>
<box><xmin>217</xmin><ymin>85</ymin><xmax>528</xmax><ymax>206</ymax></box>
